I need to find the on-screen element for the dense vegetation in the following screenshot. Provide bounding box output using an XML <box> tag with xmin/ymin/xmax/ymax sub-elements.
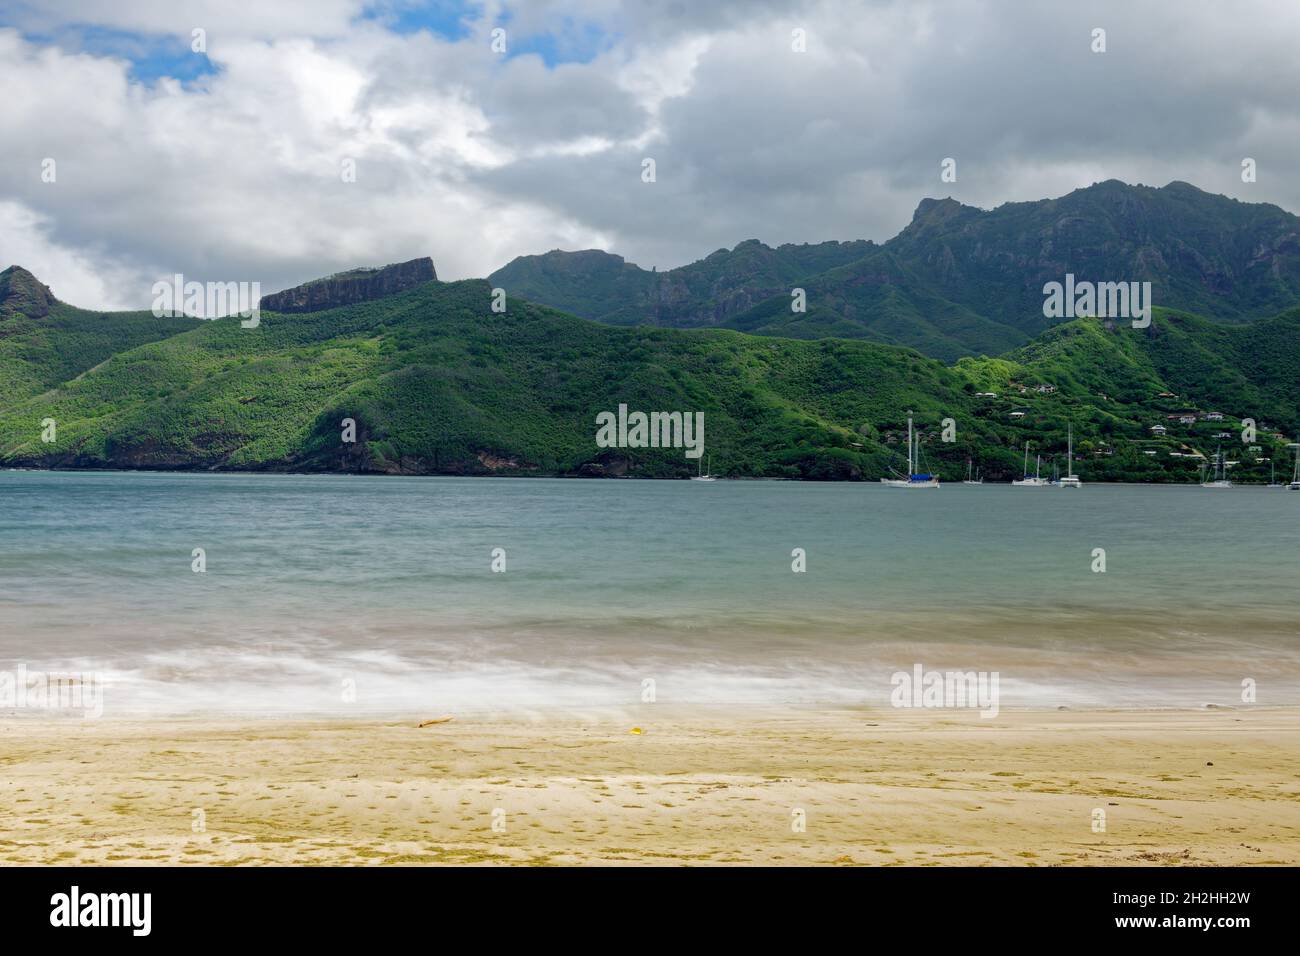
<box><xmin>490</xmin><ymin>239</ymin><xmax>874</xmax><ymax>331</ymax></box>
<box><xmin>0</xmin><ymin>270</ymin><xmax>202</xmax><ymax>402</ymax></box>
<box><xmin>1</xmin><ymin>268</ymin><xmax>1296</xmax><ymax>483</ymax></box>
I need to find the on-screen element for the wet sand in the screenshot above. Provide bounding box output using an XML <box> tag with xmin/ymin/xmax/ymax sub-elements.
<box><xmin>1</xmin><ymin>706</ymin><xmax>1297</xmax><ymax>866</ymax></box>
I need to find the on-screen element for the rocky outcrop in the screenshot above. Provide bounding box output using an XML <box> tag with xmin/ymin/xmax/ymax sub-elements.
<box><xmin>0</xmin><ymin>266</ymin><xmax>55</xmax><ymax>318</ymax></box>
<box><xmin>260</xmin><ymin>257</ymin><xmax>436</xmax><ymax>314</ymax></box>
<box><xmin>573</xmin><ymin>451</ymin><xmax>632</xmax><ymax>477</ymax></box>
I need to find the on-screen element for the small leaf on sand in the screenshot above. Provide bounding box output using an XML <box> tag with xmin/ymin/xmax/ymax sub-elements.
<box><xmin>418</xmin><ymin>716</ymin><xmax>455</xmax><ymax>727</ymax></box>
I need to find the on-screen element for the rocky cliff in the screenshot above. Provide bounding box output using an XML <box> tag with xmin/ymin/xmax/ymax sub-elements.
<box><xmin>0</xmin><ymin>265</ymin><xmax>55</xmax><ymax>318</ymax></box>
<box><xmin>260</xmin><ymin>257</ymin><xmax>436</xmax><ymax>313</ymax></box>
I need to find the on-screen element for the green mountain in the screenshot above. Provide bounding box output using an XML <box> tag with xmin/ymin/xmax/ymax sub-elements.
<box><xmin>952</xmin><ymin>307</ymin><xmax>1300</xmax><ymax>482</ymax></box>
<box><xmin>721</xmin><ymin>248</ymin><xmax>1023</xmax><ymax>361</ymax></box>
<box><xmin>491</xmin><ymin>181</ymin><xmax>1300</xmax><ymax>360</ymax></box>
<box><xmin>0</xmin><ymin>266</ymin><xmax>202</xmax><ymax>403</ymax></box>
<box><xmin>489</xmin><ymin>239</ymin><xmax>875</xmax><ymax>329</ymax></box>
<box><xmin>1</xmin><ymin>262</ymin><xmax>1296</xmax><ymax>483</ymax></box>
<box><xmin>0</xmin><ymin>274</ymin><xmax>964</xmax><ymax>478</ymax></box>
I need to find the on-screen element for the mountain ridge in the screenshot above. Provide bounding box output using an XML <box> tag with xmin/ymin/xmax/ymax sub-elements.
<box><xmin>1</xmin><ymin>270</ymin><xmax>1296</xmax><ymax>483</ymax></box>
<box><xmin>490</xmin><ymin>180</ymin><xmax>1300</xmax><ymax>359</ymax></box>
<box><xmin>4</xmin><ymin>179</ymin><xmax>1299</xmax><ymax>482</ymax></box>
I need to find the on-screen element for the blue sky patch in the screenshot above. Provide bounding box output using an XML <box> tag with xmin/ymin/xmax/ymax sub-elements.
<box><xmin>496</xmin><ymin>11</ymin><xmax>616</xmax><ymax>66</ymax></box>
<box><xmin>1</xmin><ymin>21</ymin><xmax>217</xmax><ymax>86</ymax></box>
<box><xmin>0</xmin><ymin>1</ymin><xmax>619</xmax><ymax>83</ymax></box>
<box><xmin>361</xmin><ymin>0</ymin><xmax>479</xmax><ymax>42</ymax></box>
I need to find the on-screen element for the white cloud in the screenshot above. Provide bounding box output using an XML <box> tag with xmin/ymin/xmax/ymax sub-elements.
<box><xmin>2</xmin><ymin>1</ymin><xmax>1300</xmax><ymax>310</ymax></box>
<box><xmin>0</xmin><ymin>200</ymin><xmax>144</xmax><ymax>311</ymax></box>
<box><xmin>0</xmin><ymin>24</ymin><xmax>609</xmax><ymax>306</ymax></box>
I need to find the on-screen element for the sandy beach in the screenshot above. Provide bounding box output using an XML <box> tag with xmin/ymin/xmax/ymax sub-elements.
<box><xmin>1</xmin><ymin>706</ymin><xmax>1297</xmax><ymax>866</ymax></box>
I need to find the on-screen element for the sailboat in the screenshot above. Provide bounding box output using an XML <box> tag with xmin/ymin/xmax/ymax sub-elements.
<box><xmin>1011</xmin><ymin>442</ymin><xmax>1049</xmax><ymax>486</ymax></box>
<box><xmin>1289</xmin><ymin>446</ymin><xmax>1300</xmax><ymax>491</ymax></box>
<box><xmin>963</xmin><ymin>459</ymin><xmax>983</xmax><ymax>485</ymax></box>
<box><xmin>1268</xmin><ymin>459</ymin><xmax>1283</xmax><ymax>488</ymax></box>
<box><xmin>1058</xmin><ymin>424</ymin><xmax>1081</xmax><ymax>488</ymax></box>
<box><xmin>1201</xmin><ymin>447</ymin><xmax>1232</xmax><ymax>488</ymax></box>
<box><xmin>881</xmin><ymin>412</ymin><xmax>939</xmax><ymax>488</ymax></box>
<box><xmin>690</xmin><ymin>454</ymin><xmax>716</xmax><ymax>482</ymax></box>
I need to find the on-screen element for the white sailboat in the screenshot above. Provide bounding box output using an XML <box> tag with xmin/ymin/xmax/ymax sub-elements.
<box><xmin>963</xmin><ymin>459</ymin><xmax>984</xmax><ymax>485</ymax></box>
<box><xmin>1058</xmin><ymin>424</ymin><xmax>1081</xmax><ymax>488</ymax></box>
<box><xmin>1201</xmin><ymin>447</ymin><xmax>1232</xmax><ymax>488</ymax></box>
<box><xmin>881</xmin><ymin>412</ymin><xmax>939</xmax><ymax>488</ymax></box>
<box><xmin>690</xmin><ymin>454</ymin><xmax>716</xmax><ymax>482</ymax></box>
<box><xmin>1011</xmin><ymin>441</ymin><xmax>1049</xmax><ymax>486</ymax></box>
<box><xmin>1289</xmin><ymin>446</ymin><xmax>1300</xmax><ymax>491</ymax></box>
<box><xmin>1268</xmin><ymin>459</ymin><xmax>1283</xmax><ymax>488</ymax></box>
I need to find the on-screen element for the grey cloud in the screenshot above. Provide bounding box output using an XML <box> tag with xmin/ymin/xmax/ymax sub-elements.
<box><xmin>477</xmin><ymin>0</ymin><xmax>1300</xmax><ymax>271</ymax></box>
<box><xmin>4</xmin><ymin>0</ymin><xmax>1300</xmax><ymax>309</ymax></box>
<box><xmin>481</xmin><ymin>58</ymin><xmax>650</xmax><ymax>147</ymax></box>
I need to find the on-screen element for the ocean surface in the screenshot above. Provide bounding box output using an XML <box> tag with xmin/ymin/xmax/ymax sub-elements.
<box><xmin>2</xmin><ymin>470</ymin><xmax>1299</xmax><ymax>714</ymax></box>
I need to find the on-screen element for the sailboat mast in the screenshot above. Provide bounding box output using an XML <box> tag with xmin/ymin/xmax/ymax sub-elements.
<box><xmin>907</xmin><ymin>412</ymin><xmax>915</xmax><ymax>475</ymax></box>
<box><xmin>1067</xmin><ymin>425</ymin><xmax>1073</xmax><ymax>478</ymax></box>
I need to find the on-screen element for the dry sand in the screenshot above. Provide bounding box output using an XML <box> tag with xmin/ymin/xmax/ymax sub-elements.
<box><xmin>1</xmin><ymin>706</ymin><xmax>1297</xmax><ymax>866</ymax></box>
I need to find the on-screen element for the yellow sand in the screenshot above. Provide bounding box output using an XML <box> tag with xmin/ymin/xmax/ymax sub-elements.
<box><xmin>2</xmin><ymin>706</ymin><xmax>1297</xmax><ymax>866</ymax></box>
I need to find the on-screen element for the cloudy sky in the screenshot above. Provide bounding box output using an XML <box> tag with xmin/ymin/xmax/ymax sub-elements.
<box><xmin>2</xmin><ymin>0</ymin><xmax>1298</xmax><ymax>311</ymax></box>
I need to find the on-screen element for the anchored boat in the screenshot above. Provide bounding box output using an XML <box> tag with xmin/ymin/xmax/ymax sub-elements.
<box><xmin>881</xmin><ymin>412</ymin><xmax>939</xmax><ymax>488</ymax></box>
<box><xmin>1058</xmin><ymin>425</ymin><xmax>1081</xmax><ymax>488</ymax></box>
<box><xmin>1011</xmin><ymin>441</ymin><xmax>1049</xmax><ymax>487</ymax></box>
<box><xmin>1202</xmin><ymin>447</ymin><xmax>1232</xmax><ymax>488</ymax></box>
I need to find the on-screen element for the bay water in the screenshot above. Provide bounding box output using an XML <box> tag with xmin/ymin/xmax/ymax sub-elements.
<box><xmin>2</xmin><ymin>471</ymin><xmax>1298</xmax><ymax>714</ymax></box>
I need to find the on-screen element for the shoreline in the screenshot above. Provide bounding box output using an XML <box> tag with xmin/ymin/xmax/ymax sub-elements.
<box><xmin>0</xmin><ymin>701</ymin><xmax>1292</xmax><ymax>720</ymax></box>
<box><xmin>4</xmin><ymin>705</ymin><xmax>1297</xmax><ymax>866</ymax></box>
<box><xmin>4</xmin><ymin>466</ymin><xmax>1294</xmax><ymax>487</ymax></box>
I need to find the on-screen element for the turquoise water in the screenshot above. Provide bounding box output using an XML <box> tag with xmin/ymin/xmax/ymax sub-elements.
<box><xmin>2</xmin><ymin>470</ymin><xmax>1298</xmax><ymax>713</ymax></box>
